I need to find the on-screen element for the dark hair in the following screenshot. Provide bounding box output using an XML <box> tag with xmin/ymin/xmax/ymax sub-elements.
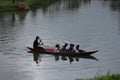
<box><xmin>70</xmin><ymin>44</ymin><xmax>74</xmax><ymax>47</ymax></box>
<box><xmin>65</xmin><ymin>43</ymin><xmax>68</xmax><ymax>46</ymax></box>
<box><xmin>36</xmin><ymin>36</ymin><xmax>39</xmax><ymax>39</ymax></box>
<box><xmin>76</xmin><ymin>45</ymin><xmax>79</xmax><ymax>47</ymax></box>
<box><xmin>56</xmin><ymin>44</ymin><xmax>60</xmax><ymax>48</ymax></box>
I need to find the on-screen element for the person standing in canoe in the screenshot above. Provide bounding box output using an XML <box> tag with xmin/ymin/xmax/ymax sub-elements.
<box><xmin>33</xmin><ymin>36</ymin><xmax>46</xmax><ymax>52</ymax></box>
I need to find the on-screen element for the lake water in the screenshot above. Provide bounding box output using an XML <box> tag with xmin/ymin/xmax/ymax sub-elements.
<box><xmin>0</xmin><ymin>0</ymin><xmax>120</xmax><ymax>80</ymax></box>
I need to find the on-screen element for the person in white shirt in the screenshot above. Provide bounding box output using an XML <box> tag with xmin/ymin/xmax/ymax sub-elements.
<box><xmin>54</xmin><ymin>44</ymin><xmax>61</xmax><ymax>52</ymax></box>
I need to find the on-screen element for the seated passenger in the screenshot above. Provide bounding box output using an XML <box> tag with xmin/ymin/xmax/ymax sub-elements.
<box><xmin>68</xmin><ymin>44</ymin><xmax>75</xmax><ymax>52</ymax></box>
<box><xmin>54</xmin><ymin>44</ymin><xmax>61</xmax><ymax>52</ymax></box>
<box><xmin>75</xmin><ymin>45</ymin><xmax>85</xmax><ymax>53</ymax></box>
<box><xmin>61</xmin><ymin>43</ymin><xmax>68</xmax><ymax>52</ymax></box>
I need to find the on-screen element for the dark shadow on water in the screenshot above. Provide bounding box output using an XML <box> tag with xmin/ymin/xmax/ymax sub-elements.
<box><xmin>28</xmin><ymin>51</ymin><xmax>98</xmax><ymax>64</ymax></box>
<box><xmin>0</xmin><ymin>10</ymin><xmax>28</xmax><ymax>27</ymax></box>
<box><xmin>102</xmin><ymin>0</ymin><xmax>120</xmax><ymax>35</ymax></box>
<box><xmin>103</xmin><ymin>0</ymin><xmax>120</xmax><ymax>12</ymax></box>
<box><xmin>32</xmin><ymin>0</ymin><xmax>91</xmax><ymax>14</ymax></box>
<box><xmin>31</xmin><ymin>52</ymin><xmax>42</xmax><ymax>64</ymax></box>
<box><xmin>16</xmin><ymin>10</ymin><xmax>28</xmax><ymax>21</ymax></box>
<box><xmin>0</xmin><ymin>0</ymin><xmax>91</xmax><ymax>26</ymax></box>
<box><xmin>54</xmin><ymin>55</ymin><xmax>98</xmax><ymax>64</ymax></box>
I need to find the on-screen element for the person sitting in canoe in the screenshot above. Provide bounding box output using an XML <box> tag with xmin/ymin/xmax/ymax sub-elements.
<box><xmin>75</xmin><ymin>45</ymin><xmax>85</xmax><ymax>53</ymax></box>
<box><xmin>33</xmin><ymin>36</ymin><xmax>46</xmax><ymax>52</ymax></box>
<box><xmin>54</xmin><ymin>44</ymin><xmax>61</xmax><ymax>52</ymax></box>
<box><xmin>68</xmin><ymin>44</ymin><xmax>75</xmax><ymax>52</ymax></box>
<box><xmin>61</xmin><ymin>43</ymin><xmax>68</xmax><ymax>52</ymax></box>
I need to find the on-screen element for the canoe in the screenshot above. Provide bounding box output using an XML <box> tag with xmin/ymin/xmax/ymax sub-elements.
<box><xmin>27</xmin><ymin>47</ymin><xmax>98</xmax><ymax>56</ymax></box>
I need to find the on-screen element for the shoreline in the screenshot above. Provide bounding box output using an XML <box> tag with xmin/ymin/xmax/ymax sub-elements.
<box><xmin>76</xmin><ymin>73</ymin><xmax>120</xmax><ymax>80</ymax></box>
<box><xmin>0</xmin><ymin>0</ymin><xmax>37</xmax><ymax>12</ymax></box>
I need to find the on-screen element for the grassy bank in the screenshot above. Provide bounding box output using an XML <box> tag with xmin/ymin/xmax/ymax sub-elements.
<box><xmin>0</xmin><ymin>1</ymin><xmax>17</xmax><ymax>11</ymax></box>
<box><xmin>76</xmin><ymin>74</ymin><xmax>120</xmax><ymax>80</ymax></box>
<box><xmin>0</xmin><ymin>0</ymin><xmax>37</xmax><ymax>11</ymax></box>
<box><xmin>24</xmin><ymin>0</ymin><xmax>38</xmax><ymax>7</ymax></box>
<box><xmin>0</xmin><ymin>0</ymin><xmax>60</xmax><ymax>12</ymax></box>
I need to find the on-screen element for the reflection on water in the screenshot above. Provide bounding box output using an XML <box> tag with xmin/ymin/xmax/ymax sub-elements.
<box><xmin>102</xmin><ymin>0</ymin><xmax>120</xmax><ymax>34</ymax></box>
<box><xmin>1</xmin><ymin>0</ymin><xmax>120</xmax><ymax>26</ymax></box>
<box><xmin>109</xmin><ymin>1</ymin><xmax>120</xmax><ymax>31</ymax></box>
<box><xmin>41</xmin><ymin>0</ymin><xmax>91</xmax><ymax>13</ymax></box>
<box><xmin>0</xmin><ymin>11</ymin><xmax>28</xmax><ymax>55</ymax></box>
<box><xmin>54</xmin><ymin>55</ymin><xmax>98</xmax><ymax>63</ymax></box>
<box><xmin>32</xmin><ymin>52</ymin><xmax>42</xmax><ymax>64</ymax></box>
<box><xmin>0</xmin><ymin>11</ymin><xmax>28</xmax><ymax>27</ymax></box>
<box><xmin>0</xmin><ymin>0</ymin><xmax>120</xmax><ymax>21</ymax></box>
<box><xmin>0</xmin><ymin>0</ymin><xmax>91</xmax><ymax>27</ymax></box>
<box><xmin>0</xmin><ymin>0</ymin><xmax>120</xmax><ymax>80</ymax></box>
<box><xmin>103</xmin><ymin>0</ymin><xmax>120</xmax><ymax>12</ymax></box>
<box><xmin>0</xmin><ymin>12</ymin><xmax>15</xmax><ymax>27</ymax></box>
<box><xmin>37</xmin><ymin>0</ymin><xmax>120</xmax><ymax>14</ymax></box>
<box><xmin>30</xmin><ymin>52</ymin><xmax>98</xmax><ymax>64</ymax></box>
<box><xmin>16</xmin><ymin>10</ymin><xmax>28</xmax><ymax>21</ymax></box>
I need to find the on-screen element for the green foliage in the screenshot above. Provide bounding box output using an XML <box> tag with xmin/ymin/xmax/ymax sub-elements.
<box><xmin>0</xmin><ymin>0</ymin><xmax>59</xmax><ymax>11</ymax></box>
<box><xmin>24</xmin><ymin>0</ymin><xmax>38</xmax><ymax>7</ymax></box>
<box><xmin>0</xmin><ymin>0</ymin><xmax>37</xmax><ymax>11</ymax></box>
<box><xmin>0</xmin><ymin>1</ymin><xmax>18</xmax><ymax>11</ymax></box>
<box><xmin>76</xmin><ymin>74</ymin><xmax>120</xmax><ymax>80</ymax></box>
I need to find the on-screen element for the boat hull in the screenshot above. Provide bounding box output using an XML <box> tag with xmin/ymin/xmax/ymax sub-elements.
<box><xmin>27</xmin><ymin>47</ymin><xmax>98</xmax><ymax>56</ymax></box>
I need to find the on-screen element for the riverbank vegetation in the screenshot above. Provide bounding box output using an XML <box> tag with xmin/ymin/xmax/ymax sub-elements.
<box><xmin>0</xmin><ymin>0</ymin><xmax>60</xmax><ymax>11</ymax></box>
<box><xmin>1</xmin><ymin>0</ymin><xmax>120</xmax><ymax>12</ymax></box>
<box><xmin>0</xmin><ymin>1</ymin><xmax>17</xmax><ymax>11</ymax></box>
<box><xmin>76</xmin><ymin>74</ymin><xmax>120</xmax><ymax>80</ymax></box>
<box><xmin>0</xmin><ymin>0</ymin><xmax>37</xmax><ymax>11</ymax></box>
<box><xmin>36</xmin><ymin>0</ymin><xmax>59</xmax><ymax>6</ymax></box>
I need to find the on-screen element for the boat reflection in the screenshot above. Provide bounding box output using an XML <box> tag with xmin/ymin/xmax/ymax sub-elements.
<box><xmin>29</xmin><ymin>51</ymin><xmax>98</xmax><ymax>64</ymax></box>
<box><xmin>54</xmin><ymin>55</ymin><xmax>98</xmax><ymax>63</ymax></box>
<box><xmin>31</xmin><ymin>52</ymin><xmax>42</xmax><ymax>64</ymax></box>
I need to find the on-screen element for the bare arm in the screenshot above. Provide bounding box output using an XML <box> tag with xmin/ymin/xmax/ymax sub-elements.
<box><xmin>39</xmin><ymin>39</ymin><xmax>43</xmax><ymax>45</ymax></box>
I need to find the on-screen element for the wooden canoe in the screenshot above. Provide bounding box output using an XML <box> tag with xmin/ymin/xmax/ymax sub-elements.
<box><xmin>27</xmin><ymin>47</ymin><xmax>98</xmax><ymax>56</ymax></box>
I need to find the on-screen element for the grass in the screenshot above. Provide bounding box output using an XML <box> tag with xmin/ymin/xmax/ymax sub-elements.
<box><xmin>24</xmin><ymin>0</ymin><xmax>38</xmax><ymax>7</ymax></box>
<box><xmin>0</xmin><ymin>0</ymin><xmax>37</xmax><ymax>11</ymax></box>
<box><xmin>0</xmin><ymin>0</ymin><xmax>60</xmax><ymax>11</ymax></box>
<box><xmin>0</xmin><ymin>1</ymin><xmax>17</xmax><ymax>11</ymax></box>
<box><xmin>76</xmin><ymin>74</ymin><xmax>120</xmax><ymax>80</ymax></box>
